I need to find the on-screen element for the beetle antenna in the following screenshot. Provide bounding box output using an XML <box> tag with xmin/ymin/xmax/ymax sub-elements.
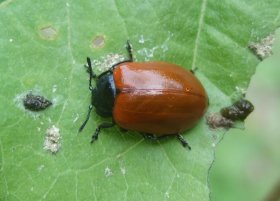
<box><xmin>79</xmin><ymin>105</ymin><xmax>93</xmax><ymax>132</ymax></box>
<box><xmin>126</xmin><ymin>40</ymin><xmax>133</xmax><ymax>62</ymax></box>
<box><xmin>86</xmin><ymin>57</ymin><xmax>96</xmax><ymax>91</ymax></box>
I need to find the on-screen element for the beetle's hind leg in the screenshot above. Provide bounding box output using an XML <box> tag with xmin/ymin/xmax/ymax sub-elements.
<box><xmin>142</xmin><ymin>133</ymin><xmax>160</xmax><ymax>140</ymax></box>
<box><xmin>176</xmin><ymin>134</ymin><xmax>191</xmax><ymax>150</ymax></box>
<box><xmin>142</xmin><ymin>133</ymin><xmax>191</xmax><ymax>150</ymax></box>
<box><xmin>91</xmin><ymin>122</ymin><xmax>115</xmax><ymax>143</ymax></box>
<box><xmin>119</xmin><ymin>127</ymin><xmax>128</xmax><ymax>133</ymax></box>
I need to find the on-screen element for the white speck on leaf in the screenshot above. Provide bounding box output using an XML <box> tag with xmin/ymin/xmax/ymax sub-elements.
<box><xmin>165</xmin><ymin>191</ymin><xmax>170</xmax><ymax>199</ymax></box>
<box><xmin>73</xmin><ymin>113</ymin><xmax>79</xmax><ymax>123</ymax></box>
<box><xmin>137</xmin><ymin>47</ymin><xmax>158</xmax><ymax>61</ymax></box>
<box><xmin>248</xmin><ymin>34</ymin><xmax>275</xmax><ymax>60</ymax></box>
<box><xmin>47</xmin><ymin>117</ymin><xmax>52</xmax><ymax>123</ymax></box>
<box><xmin>44</xmin><ymin>125</ymin><xmax>61</xmax><ymax>154</ymax></box>
<box><xmin>38</xmin><ymin>165</ymin><xmax>45</xmax><ymax>171</ymax></box>
<box><xmin>235</xmin><ymin>86</ymin><xmax>246</xmax><ymax>94</ymax></box>
<box><xmin>120</xmin><ymin>167</ymin><xmax>126</xmax><ymax>175</ymax></box>
<box><xmin>104</xmin><ymin>167</ymin><xmax>113</xmax><ymax>177</ymax></box>
<box><xmin>161</xmin><ymin>43</ymin><xmax>169</xmax><ymax>52</ymax></box>
<box><xmin>92</xmin><ymin>54</ymin><xmax>125</xmax><ymax>72</ymax></box>
<box><xmin>9</xmin><ymin>38</ymin><xmax>13</xmax><ymax>42</ymax></box>
<box><xmin>52</xmin><ymin>85</ymin><xmax>57</xmax><ymax>93</ymax></box>
<box><xmin>139</xmin><ymin>35</ymin><xmax>145</xmax><ymax>44</ymax></box>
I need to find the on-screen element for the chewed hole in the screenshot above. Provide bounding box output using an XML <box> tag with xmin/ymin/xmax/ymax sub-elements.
<box><xmin>39</xmin><ymin>26</ymin><xmax>57</xmax><ymax>40</ymax></box>
<box><xmin>92</xmin><ymin>35</ymin><xmax>105</xmax><ymax>48</ymax></box>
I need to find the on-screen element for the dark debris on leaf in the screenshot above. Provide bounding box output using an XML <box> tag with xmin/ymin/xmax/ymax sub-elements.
<box><xmin>206</xmin><ymin>99</ymin><xmax>254</xmax><ymax>129</ymax></box>
<box><xmin>220</xmin><ymin>99</ymin><xmax>254</xmax><ymax>121</ymax></box>
<box><xmin>23</xmin><ymin>92</ymin><xmax>52</xmax><ymax>111</ymax></box>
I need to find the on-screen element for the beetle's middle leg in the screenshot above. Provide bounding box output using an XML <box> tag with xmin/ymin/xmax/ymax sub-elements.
<box><xmin>142</xmin><ymin>133</ymin><xmax>191</xmax><ymax>150</ymax></box>
<box><xmin>91</xmin><ymin>122</ymin><xmax>115</xmax><ymax>143</ymax></box>
<box><xmin>176</xmin><ymin>134</ymin><xmax>191</xmax><ymax>150</ymax></box>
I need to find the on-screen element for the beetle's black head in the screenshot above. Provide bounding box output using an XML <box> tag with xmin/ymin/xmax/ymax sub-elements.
<box><xmin>92</xmin><ymin>72</ymin><xmax>116</xmax><ymax>117</ymax></box>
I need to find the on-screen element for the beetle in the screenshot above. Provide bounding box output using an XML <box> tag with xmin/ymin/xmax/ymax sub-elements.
<box><xmin>79</xmin><ymin>41</ymin><xmax>208</xmax><ymax>149</ymax></box>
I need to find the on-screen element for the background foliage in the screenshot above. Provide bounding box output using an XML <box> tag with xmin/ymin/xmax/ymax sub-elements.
<box><xmin>0</xmin><ymin>0</ymin><xmax>280</xmax><ymax>200</ymax></box>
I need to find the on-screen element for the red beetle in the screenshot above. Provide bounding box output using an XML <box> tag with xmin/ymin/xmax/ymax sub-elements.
<box><xmin>79</xmin><ymin>41</ymin><xmax>208</xmax><ymax>149</ymax></box>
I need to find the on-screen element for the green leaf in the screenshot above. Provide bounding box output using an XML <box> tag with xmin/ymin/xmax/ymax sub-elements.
<box><xmin>210</xmin><ymin>28</ymin><xmax>280</xmax><ymax>201</ymax></box>
<box><xmin>0</xmin><ymin>1</ymin><xmax>279</xmax><ymax>201</ymax></box>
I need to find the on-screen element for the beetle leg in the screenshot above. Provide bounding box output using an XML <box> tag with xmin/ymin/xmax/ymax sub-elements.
<box><xmin>126</xmin><ymin>40</ymin><xmax>133</xmax><ymax>62</ymax></box>
<box><xmin>176</xmin><ymin>135</ymin><xmax>191</xmax><ymax>150</ymax></box>
<box><xmin>119</xmin><ymin>127</ymin><xmax>128</xmax><ymax>133</ymax></box>
<box><xmin>190</xmin><ymin>66</ymin><xmax>198</xmax><ymax>74</ymax></box>
<box><xmin>142</xmin><ymin>133</ymin><xmax>159</xmax><ymax>140</ymax></box>
<box><xmin>91</xmin><ymin>122</ymin><xmax>115</xmax><ymax>143</ymax></box>
<box><xmin>79</xmin><ymin>105</ymin><xmax>93</xmax><ymax>132</ymax></box>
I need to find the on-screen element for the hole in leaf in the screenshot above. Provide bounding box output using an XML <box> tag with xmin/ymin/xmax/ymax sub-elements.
<box><xmin>92</xmin><ymin>35</ymin><xmax>105</xmax><ymax>48</ymax></box>
<box><xmin>39</xmin><ymin>26</ymin><xmax>58</xmax><ymax>40</ymax></box>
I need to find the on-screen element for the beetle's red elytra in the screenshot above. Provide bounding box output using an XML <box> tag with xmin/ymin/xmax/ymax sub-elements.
<box><xmin>79</xmin><ymin>41</ymin><xmax>208</xmax><ymax>149</ymax></box>
<box><xmin>113</xmin><ymin>62</ymin><xmax>208</xmax><ymax>135</ymax></box>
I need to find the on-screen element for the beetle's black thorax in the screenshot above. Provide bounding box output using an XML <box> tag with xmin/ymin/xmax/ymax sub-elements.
<box><xmin>92</xmin><ymin>72</ymin><xmax>116</xmax><ymax>117</ymax></box>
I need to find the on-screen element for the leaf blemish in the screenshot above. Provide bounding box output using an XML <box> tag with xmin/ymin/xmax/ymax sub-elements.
<box><xmin>206</xmin><ymin>113</ymin><xmax>234</xmax><ymax>129</ymax></box>
<box><xmin>92</xmin><ymin>53</ymin><xmax>125</xmax><ymax>72</ymax></box>
<box><xmin>248</xmin><ymin>34</ymin><xmax>275</xmax><ymax>60</ymax></box>
<box><xmin>138</xmin><ymin>35</ymin><xmax>146</xmax><ymax>44</ymax></box>
<box><xmin>165</xmin><ymin>191</ymin><xmax>170</xmax><ymax>199</ymax></box>
<box><xmin>39</xmin><ymin>25</ymin><xmax>58</xmax><ymax>40</ymax></box>
<box><xmin>136</xmin><ymin>32</ymin><xmax>173</xmax><ymax>60</ymax></box>
<box><xmin>92</xmin><ymin>35</ymin><xmax>105</xmax><ymax>48</ymax></box>
<box><xmin>137</xmin><ymin>47</ymin><xmax>158</xmax><ymax>61</ymax></box>
<box><xmin>73</xmin><ymin>113</ymin><xmax>79</xmax><ymax>123</ymax></box>
<box><xmin>38</xmin><ymin>165</ymin><xmax>45</xmax><ymax>171</ymax></box>
<box><xmin>23</xmin><ymin>92</ymin><xmax>52</xmax><ymax>112</ymax></box>
<box><xmin>104</xmin><ymin>166</ymin><xmax>113</xmax><ymax>177</ymax></box>
<box><xmin>14</xmin><ymin>90</ymin><xmax>52</xmax><ymax>118</ymax></box>
<box><xmin>44</xmin><ymin>125</ymin><xmax>61</xmax><ymax>154</ymax></box>
<box><xmin>52</xmin><ymin>85</ymin><xmax>57</xmax><ymax>93</ymax></box>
